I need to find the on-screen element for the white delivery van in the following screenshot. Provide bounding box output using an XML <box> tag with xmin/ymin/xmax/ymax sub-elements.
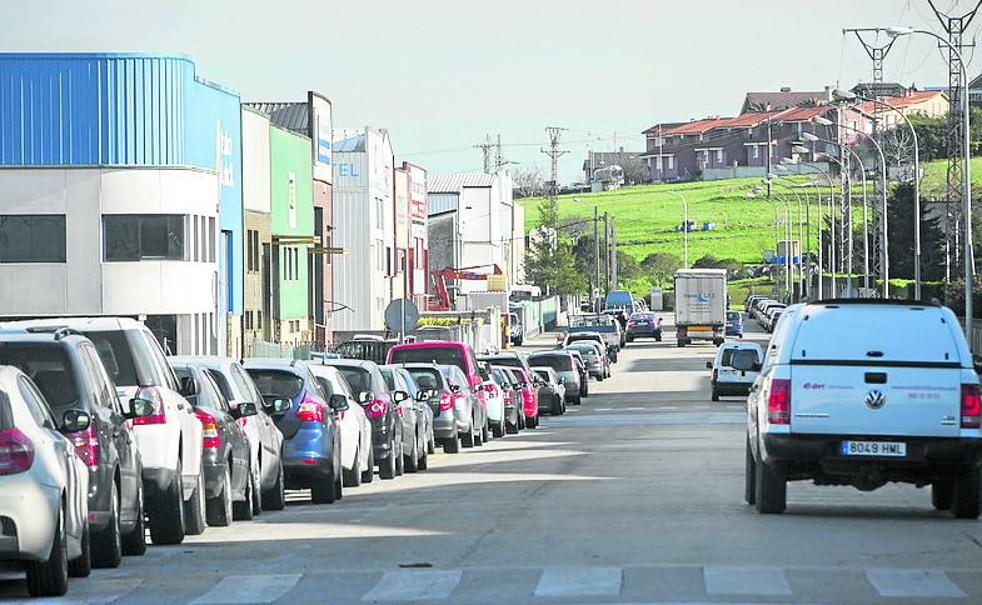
<box><xmin>674</xmin><ymin>269</ymin><xmax>727</xmax><ymax>347</ymax></box>
<box><xmin>743</xmin><ymin>300</ymin><xmax>982</xmax><ymax>517</ymax></box>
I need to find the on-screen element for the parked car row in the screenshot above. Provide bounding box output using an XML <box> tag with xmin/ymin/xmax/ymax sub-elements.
<box><xmin>0</xmin><ymin>323</ymin><xmax>565</xmax><ymax>598</ymax></box>
<box><xmin>746</xmin><ymin>296</ymin><xmax>786</xmax><ymax>333</ymax></box>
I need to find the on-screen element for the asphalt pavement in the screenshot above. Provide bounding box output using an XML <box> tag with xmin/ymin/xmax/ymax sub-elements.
<box><xmin>4</xmin><ymin>316</ymin><xmax>982</xmax><ymax>603</ymax></box>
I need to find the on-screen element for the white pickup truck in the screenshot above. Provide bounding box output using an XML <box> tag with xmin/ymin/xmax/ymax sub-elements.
<box><xmin>744</xmin><ymin>300</ymin><xmax>982</xmax><ymax>517</ymax></box>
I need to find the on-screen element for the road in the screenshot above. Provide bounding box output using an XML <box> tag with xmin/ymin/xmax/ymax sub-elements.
<box><xmin>5</xmin><ymin>317</ymin><xmax>982</xmax><ymax>603</ymax></box>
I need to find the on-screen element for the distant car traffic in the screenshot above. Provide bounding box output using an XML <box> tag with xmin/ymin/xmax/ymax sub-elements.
<box><xmin>306</xmin><ymin>363</ymin><xmax>375</xmax><ymax>486</ymax></box>
<box><xmin>626</xmin><ymin>312</ymin><xmax>662</xmax><ymax>342</ymax></box>
<box><xmin>527</xmin><ymin>351</ymin><xmax>584</xmax><ymax>405</ymax></box>
<box><xmin>725</xmin><ymin>310</ymin><xmax>743</xmax><ymax>338</ymax></box>
<box><xmin>707</xmin><ymin>341</ymin><xmax>762</xmax><ymax>401</ymax></box>
<box><xmin>532</xmin><ymin>366</ymin><xmax>566</xmax><ymax>415</ymax></box>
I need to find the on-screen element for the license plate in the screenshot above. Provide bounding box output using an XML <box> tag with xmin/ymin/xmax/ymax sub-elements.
<box><xmin>689</xmin><ymin>327</ymin><xmax>711</xmax><ymax>333</ymax></box>
<box><xmin>840</xmin><ymin>441</ymin><xmax>907</xmax><ymax>457</ymax></box>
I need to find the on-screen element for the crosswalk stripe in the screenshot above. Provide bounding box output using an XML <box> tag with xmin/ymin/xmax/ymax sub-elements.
<box><xmin>703</xmin><ymin>565</ymin><xmax>792</xmax><ymax>596</ymax></box>
<box><xmin>533</xmin><ymin>566</ymin><xmax>622</xmax><ymax>598</ymax></box>
<box><xmin>866</xmin><ymin>568</ymin><xmax>967</xmax><ymax>598</ymax></box>
<box><xmin>361</xmin><ymin>570</ymin><xmax>462</xmax><ymax>601</ymax></box>
<box><xmin>189</xmin><ymin>574</ymin><xmax>302</xmax><ymax>604</ymax></box>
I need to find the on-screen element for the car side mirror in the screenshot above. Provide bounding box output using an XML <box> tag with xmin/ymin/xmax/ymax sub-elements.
<box><xmin>974</xmin><ymin>354</ymin><xmax>982</xmax><ymax>376</ymax></box>
<box><xmin>60</xmin><ymin>409</ymin><xmax>91</xmax><ymax>434</ymax></box>
<box><xmin>269</xmin><ymin>398</ymin><xmax>291</xmax><ymax>414</ymax></box>
<box><xmin>706</xmin><ymin>361</ymin><xmax>713</xmax><ymax>369</ymax></box>
<box><xmin>357</xmin><ymin>391</ymin><xmax>373</xmax><ymax>404</ymax></box>
<box><xmin>393</xmin><ymin>390</ymin><xmax>410</xmax><ymax>403</ymax></box>
<box><xmin>328</xmin><ymin>394</ymin><xmax>350</xmax><ymax>412</ymax></box>
<box><xmin>179</xmin><ymin>376</ymin><xmax>198</xmax><ymax>398</ymax></box>
<box><xmin>233</xmin><ymin>402</ymin><xmax>258</xmax><ymax>419</ymax></box>
<box><xmin>449</xmin><ymin>384</ymin><xmax>461</xmax><ymax>394</ymax></box>
<box><xmin>416</xmin><ymin>390</ymin><xmax>431</xmax><ymax>401</ymax></box>
<box><xmin>126</xmin><ymin>397</ymin><xmax>156</xmax><ymax>420</ymax></box>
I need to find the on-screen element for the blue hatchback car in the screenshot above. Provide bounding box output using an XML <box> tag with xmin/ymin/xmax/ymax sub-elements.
<box><xmin>725</xmin><ymin>310</ymin><xmax>744</xmax><ymax>338</ymax></box>
<box><xmin>244</xmin><ymin>359</ymin><xmax>345</xmax><ymax>505</ymax></box>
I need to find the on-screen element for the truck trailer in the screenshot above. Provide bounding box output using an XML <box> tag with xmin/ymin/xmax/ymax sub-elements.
<box><xmin>674</xmin><ymin>269</ymin><xmax>727</xmax><ymax>347</ymax></box>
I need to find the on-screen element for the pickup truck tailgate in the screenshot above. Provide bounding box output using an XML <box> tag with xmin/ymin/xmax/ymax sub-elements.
<box><xmin>790</xmin><ymin>364</ymin><xmax>961</xmax><ymax>437</ymax></box>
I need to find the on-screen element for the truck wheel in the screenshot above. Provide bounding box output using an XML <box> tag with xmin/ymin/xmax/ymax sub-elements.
<box><xmin>951</xmin><ymin>469</ymin><xmax>981</xmax><ymax>519</ymax></box>
<box><xmin>932</xmin><ymin>481</ymin><xmax>953</xmax><ymax>511</ymax></box>
<box><xmin>754</xmin><ymin>457</ymin><xmax>786</xmax><ymax>514</ymax></box>
<box><xmin>744</xmin><ymin>436</ymin><xmax>757</xmax><ymax>506</ymax></box>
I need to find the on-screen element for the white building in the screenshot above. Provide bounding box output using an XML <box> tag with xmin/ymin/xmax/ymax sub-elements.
<box><xmin>332</xmin><ymin>127</ymin><xmax>395</xmax><ymax>334</ymax></box>
<box><xmin>427</xmin><ymin>172</ymin><xmax>524</xmax><ymax>293</ymax></box>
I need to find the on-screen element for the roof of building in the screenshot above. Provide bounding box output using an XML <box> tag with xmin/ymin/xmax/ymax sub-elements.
<box><xmin>581</xmin><ymin>151</ymin><xmax>643</xmax><ymax>170</ymax></box>
<box><xmin>244</xmin><ymin>102</ymin><xmax>309</xmax><ymax>134</ymax></box>
<box><xmin>428</xmin><ymin>173</ymin><xmax>497</xmax><ymax>193</ymax></box>
<box><xmin>658</xmin><ymin>117</ymin><xmax>733</xmax><ymax>136</ymax></box>
<box><xmin>333</xmin><ymin>131</ymin><xmax>366</xmax><ymax>153</ymax></box>
<box><xmin>741</xmin><ymin>89</ymin><xmax>827</xmax><ymax>113</ymax></box>
<box><xmin>771</xmin><ymin>105</ymin><xmax>833</xmax><ymax>122</ymax></box>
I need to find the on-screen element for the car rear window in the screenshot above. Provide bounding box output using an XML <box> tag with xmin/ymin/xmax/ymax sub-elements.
<box><xmin>480</xmin><ymin>356</ymin><xmax>521</xmax><ymax>369</ymax></box>
<box><xmin>567</xmin><ymin>344</ymin><xmax>597</xmax><ymax>356</ymax></box>
<box><xmin>83</xmin><ymin>329</ymin><xmax>175</xmax><ymax>388</ymax></box>
<box><xmin>727</xmin><ymin>311</ymin><xmax>740</xmax><ymax>320</ymax></box>
<box><xmin>390</xmin><ymin>347</ymin><xmax>464</xmax><ymax>371</ymax></box>
<box><xmin>206</xmin><ymin>369</ymin><xmax>236</xmax><ymax>401</ymax></box>
<box><xmin>533</xmin><ymin>369</ymin><xmax>550</xmax><ymax>381</ymax></box>
<box><xmin>337</xmin><ymin>366</ymin><xmax>372</xmax><ymax>395</ymax></box>
<box><xmin>406</xmin><ymin>368</ymin><xmax>444</xmax><ymax>391</ymax></box>
<box><xmin>246</xmin><ymin>369</ymin><xmax>304</xmax><ymax>403</ymax></box>
<box><xmin>378</xmin><ymin>368</ymin><xmax>397</xmax><ymax>391</ymax></box>
<box><xmin>529</xmin><ymin>354</ymin><xmax>572</xmax><ymax>372</ymax></box>
<box><xmin>0</xmin><ymin>343</ymin><xmax>80</xmax><ymax>413</ymax></box>
<box><xmin>720</xmin><ymin>348</ymin><xmax>759</xmax><ymax>367</ymax></box>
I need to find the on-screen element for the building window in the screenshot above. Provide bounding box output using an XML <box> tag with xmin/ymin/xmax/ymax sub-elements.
<box><xmin>104</xmin><ymin>215</ymin><xmax>185</xmax><ymax>262</ymax></box>
<box><xmin>193</xmin><ymin>216</ymin><xmax>200</xmax><ymax>262</ymax></box>
<box><xmin>375</xmin><ymin>198</ymin><xmax>384</xmax><ymax>229</ymax></box>
<box><xmin>207</xmin><ymin>217</ymin><xmax>216</xmax><ymax>263</ymax></box>
<box><xmin>716</xmin><ymin>149</ymin><xmax>723</xmax><ymax>164</ymax></box>
<box><xmin>667</xmin><ymin>155</ymin><xmax>674</xmax><ymax>170</ymax></box>
<box><xmin>752</xmin><ymin>145</ymin><xmax>760</xmax><ymax>159</ymax></box>
<box><xmin>0</xmin><ymin>215</ymin><xmax>66</xmax><ymax>263</ymax></box>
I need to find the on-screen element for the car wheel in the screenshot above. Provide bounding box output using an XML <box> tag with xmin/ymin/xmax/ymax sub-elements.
<box><xmin>395</xmin><ymin>437</ymin><xmax>406</xmax><ymax>475</ymax></box>
<box><xmin>481</xmin><ymin>420</ymin><xmax>490</xmax><ymax>444</ymax></box>
<box><xmin>418</xmin><ymin>445</ymin><xmax>428</xmax><ymax>471</ymax></box>
<box><xmin>932</xmin><ymin>480</ymin><xmax>953</xmax><ymax>511</ymax></box>
<box><xmin>27</xmin><ymin>506</ymin><xmax>68</xmax><ymax>597</ymax></box>
<box><xmin>68</xmin><ymin>517</ymin><xmax>91</xmax><ymax>578</ymax></box>
<box><xmin>343</xmin><ymin>446</ymin><xmax>363</xmax><ymax>487</ymax></box>
<box><xmin>951</xmin><ymin>468</ymin><xmax>981</xmax><ymax>519</ymax></box>
<box><xmin>754</xmin><ymin>456</ymin><xmax>787</xmax><ymax>514</ymax></box>
<box><xmin>361</xmin><ymin>446</ymin><xmax>376</xmax><ymax>483</ymax></box>
<box><xmin>582</xmin><ymin>382</ymin><xmax>589</xmax><ymax>398</ymax></box>
<box><xmin>427</xmin><ymin>431</ymin><xmax>436</xmax><ymax>455</ymax></box>
<box><xmin>261</xmin><ymin>460</ymin><xmax>286</xmax><ymax>511</ymax></box>
<box><xmin>206</xmin><ymin>464</ymin><xmax>233</xmax><ymax>527</ymax></box>
<box><xmin>711</xmin><ymin>388</ymin><xmax>720</xmax><ymax>402</ymax></box>
<box><xmin>491</xmin><ymin>420</ymin><xmax>503</xmax><ymax>438</ymax></box>
<box><xmin>405</xmin><ymin>436</ymin><xmax>419</xmax><ymax>473</ymax></box>
<box><xmin>251</xmin><ymin>461</ymin><xmax>263</xmax><ymax>516</ymax></box>
<box><xmin>505</xmin><ymin>420</ymin><xmax>519</xmax><ymax>435</ymax></box>
<box><xmin>310</xmin><ymin>470</ymin><xmax>338</xmax><ymax>504</ymax></box>
<box><xmin>461</xmin><ymin>426</ymin><xmax>475</xmax><ymax>448</ymax></box>
<box><xmin>148</xmin><ymin>457</ymin><xmax>186</xmax><ymax>545</ymax></box>
<box><xmin>121</xmin><ymin>478</ymin><xmax>147</xmax><ymax>556</ymax></box>
<box><xmin>183</xmin><ymin>460</ymin><xmax>208</xmax><ymax>536</ymax></box>
<box><xmin>744</xmin><ymin>436</ymin><xmax>757</xmax><ymax>506</ymax></box>
<box><xmin>233</xmin><ymin>463</ymin><xmax>256</xmax><ymax>521</ymax></box>
<box><xmin>334</xmin><ymin>464</ymin><xmax>343</xmax><ymax>501</ymax></box>
<box><xmin>443</xmin><ymin>433</ymin><xmax>461</xmax><ymax>453</ymax></box>
<box><xmin>92</xmin><ymin>480</ymin><xmax>122</xmax><ymax>568</ymax></box>
<box><xmin>379</xmin><ymin>442</ymin><xmax>398</xmax><ymax>479</ymax></box>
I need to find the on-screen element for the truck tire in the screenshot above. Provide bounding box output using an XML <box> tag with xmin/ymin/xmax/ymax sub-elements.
<box><xmin>932</xmin><ymin>481</ymin><xmax>953</xmax><ymax>511</ymax></box>
<box><xmin>754</xmin><ymin>457</ymin><xmax>786</xmax><ymax>514</ymax></box>
<box><xmin>951</xmin><ymin>469</ymin><xmax>981</xmax><ymax>519</ymax></box>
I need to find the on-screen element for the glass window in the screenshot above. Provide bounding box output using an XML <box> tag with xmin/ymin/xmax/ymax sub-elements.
<box><xmin>193</xmin><ymin>216</ymin><xmax>200</xmax><ymax>262</ymax></box>
<box><xmin>389</xmin><ymin>347</ymin><xmax>464</xmax><ymax>371</ymax></box>
<box><xmin>207</xmin><ymin>369</ymin><xmax>236</xmax><ymax>401</ymax></box>
<box><xmin>104</xmin><ymin>215</ymin><xmax>185</xmax><ymax>261</ymax></box>
<box><xmin>0</xmin><ymin>391</ymin><xmax>12</xmax><ymax>431</ymax></box>
<box><xmin>337</xmin><ymin>367</ymin><xmax>372</xmax><ymax>395</ymax></box>
<box><xmin>208</xmin><ymin>217</ymin><xmax>216</xmax><ymax>263</ymax></box>
<box><xmin>527</xmin><ymin>354</ymin><xmax>572</xmax><ymax>372</ymax></box>
<box><xmin>0</xmin><ymin>215</ymin><xmax>66</xmax><ymax>263</ymax></box>
<box><xmin>246</xmin><ymin>369</ymin><xmax>304</xmax><ymax>404</ymax></box>
<box><xmin>79</xmin><ymin>343</ymin><xmax>119</xmax><ymax>413</ymax></box>
<box><xmin>18</xmin><ymin>376</ymin><xmax>55</xmax><ymax>429</ymax></box>
<box><xmin>406</xmin><ymin>368</ymin><xmax>443</xmax><ymax>391</ymax></box>
<box><xmin>0</xmin><ymin>344</ymin><xmax>80</xmax><ymax>413</ymax></box>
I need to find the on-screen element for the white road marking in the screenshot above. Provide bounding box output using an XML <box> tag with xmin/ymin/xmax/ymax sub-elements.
<box><xmin>33</xmin><ymin>578</ymin><xmax>143</xmax><ymax>604</ymax></box>
<box><xmin>361</xmin><ymin>570</ymin><xmax>463</xmax><ymax>601</ymax></box>
<box><xmin>534</xmin><ymin>566</ymin><xmax>622</xmax><ymax>597</ymax></box>
<box><xmin>189</xmin><ymin>574</ymin><xmax>302</xmax><ymax>604</ymax></box>
<box><xmin>703</xmin><ymin>565</ymin><xmax>792</xmax><ymax>596</ymax></box>
<box><xmin>866</xmin><ymin>568</ymin><xmax>967</xmax><ymax>598</ymax></box>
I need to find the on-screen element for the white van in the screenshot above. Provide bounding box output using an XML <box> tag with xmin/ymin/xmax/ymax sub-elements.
<box><xmin>708</xmin><ymin>342</ymin><xmax>763</xmax><ymax>401</ymax></box>
<box><xmin>743</xmin><ymin>300</ymin><xmax>982</xmax><ymax>517</ymax></box>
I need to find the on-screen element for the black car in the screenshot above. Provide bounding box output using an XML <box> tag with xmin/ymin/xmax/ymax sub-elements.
<box><xmin>171</xmin><ymin>362</ymin><xmax>256</xmax><ymax>526</ymax></box>
<box><xmin>527</xmin><ymin>351</ymin><xmax>584</xmax><ymax>405</ymax></box>
<box><xmin>0</xmin><ymin>330</ymin><xmax>152</xmax><ymax>567</ymax></box>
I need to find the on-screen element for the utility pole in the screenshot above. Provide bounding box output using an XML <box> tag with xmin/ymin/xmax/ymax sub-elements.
<box><xmin>766</xmin><ymin>119</ymin><xmax>773</xmax><ymax>198</ymax></box>
<box><xmin>848</xmin><ymin>30</ymin><xmax>896</xmax><ymax>85</ymax></box>
<box><xmin>593</xmin><ymin>206</ymin><xmax>600</xmax><ymax>308</ymax></box>
<box><xmin>837</xmin><ymin>106</ymin><xmax>852</xmax><ymax>295</ymax></box>
<box><xmin>611</xmin><ymin>218</ymin><xmax>618</xmax><ymax>288</ymax></box>
<box><xmin>928</xmin><ymin>0</ymin><xmax>982</xmax><ymax>274</ymax></box>
<box><xmin>494</xmin><ymin>134</ymin><xmax>502</xmax><ymax>173</ymax></box>
<box><xmin>474</xmin><ymin>134</ymin><xmax>493</xmax><ymax>174</ymax></box>
<box><xmin>541</xmin><ymin>126</ymin><xmax>569</xmax><ymax>199</ymax></box>
<box><xmin>602</xmin><ymin>212</ymin><xmax>610</xmax><ymax>293</ymax></box>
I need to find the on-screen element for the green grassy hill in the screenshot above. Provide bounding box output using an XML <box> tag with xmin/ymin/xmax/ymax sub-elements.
<box><xmin>518</xmin><ymin>158</ymin><xmax>979</xmax><ymax>265</ymax></box>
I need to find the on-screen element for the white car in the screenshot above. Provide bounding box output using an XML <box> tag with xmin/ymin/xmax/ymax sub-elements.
<box><xmin>0</xmin><ymin>366</ymin><xmax>90</xmax><ymax>597</ymax></box>
<box><xmin>172</xmin><ymin>356</ymin><xmax>286</xmax><ymax>510</ymax></box>
<box><xmin>744</xmin><ymin>301</ymin><xmax>982</xmax><ymax>517</ymax></box>
<box><xmin>708</xmin><ymin>342</ymin><xmax>763</xmax><ymax>401</ymax></box>
<box><xmin>3</xmin><ymin>318</ymin><xmax>205</xmax><ymax>544</ymax></box>
<box><xmin>478</xmin><ymin>366</ymin><xmax>507</xmax><ymax>438</ymax></box>
<box><xmin>306</xmin><ymin>364</ymin><xmax>374</xmax><ymax>487</ymax></box>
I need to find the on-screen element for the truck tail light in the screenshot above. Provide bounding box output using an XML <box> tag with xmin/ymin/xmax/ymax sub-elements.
<box><xmin>961</xmin><ymin>384</ymin><xmax>981</xmax><ymax>429</ymax></box>
<box><xmin>767</xmin><ymin>379</ymin><xmax>791</xmax><ymax>425</ymax></box>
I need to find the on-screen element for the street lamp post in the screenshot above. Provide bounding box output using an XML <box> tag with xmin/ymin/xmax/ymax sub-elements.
<box><xmin>882</xmin><ymin>26</ymin><xmax>973</xmax><ymax>332</ymax></box>
<box><xmin>783</xmin><ymin>158</ymin><xmax>837</xmax><ymax>299</ymax></box>
<box><xmin>772</xmin><ymin>176</ymin><xmax>807</xmax><ymax>300</ymax></box>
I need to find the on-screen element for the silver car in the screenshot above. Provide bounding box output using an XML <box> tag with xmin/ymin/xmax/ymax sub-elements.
<box><xmin>0</xmin><ymin>366</ymin><xmax>92</xmax><ymax>597</ymax></box>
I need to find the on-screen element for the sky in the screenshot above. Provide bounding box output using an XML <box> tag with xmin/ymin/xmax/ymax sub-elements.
<box><xmin>0</xmin><ymin>0</ymin><xmax>978</xmax><ymax>182</ymax></box>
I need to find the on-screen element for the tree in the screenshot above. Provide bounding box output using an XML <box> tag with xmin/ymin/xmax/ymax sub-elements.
<box><xmin>524</xmin><ymin>194</ymin><xmax>587</xmax><ymax>296</ymax></box>
<box><xmin>617</xmin><ymin>253</ymin><xmax>641</xmax><ymax>282</ymax></box>
<box><xmin>512</xmin><ymin>165</ymin><xmax>545</xmax><ymax>199</ymax></box>
<box><xmin>619</xmin><ymin>155</ymin><xmax>649</xmax><ymax>185</ymax></box>
<box><xmin>886</xmin><ymin>182</ymin><xmax>946</xmax><ymax>281</ymax></box>
<box><xmin>640</xmin><ymin>252</ymin><xmax>682</xmax><ymax>285</ymax></box>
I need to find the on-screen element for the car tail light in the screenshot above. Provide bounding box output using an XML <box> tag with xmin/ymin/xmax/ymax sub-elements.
<box><xmin>132</xmin><ymin>386</ymin><xmax>166</xmax><ymax>425</ymax></box>
<box><xmin>438</xmin><ymin>392</ymin><xmax>454</xmax><ymax>412</ymax></box>
<box><xmin>296</xmin><ymin>393</ymin><xmax>326</xmax><ymax>423</ymax></box>
<box><xmin>194</xmin><ymin>409</ymin><xmax>221</xmax><ymax>449</ymax></box>
<box><xmin>961</xmin><ymin>384</ymin><xmax>981</xmax><ymax>429</ymax></box>
<box><xmin>767</xmin><ymin>379</ymin><xmax>791</xmax><ymax>425</ymax></box>
<box><xmin>367</xmin><ymin>398</ymin><xmax>388</xmax><ymax>418</ymax></box>
<box><xmin>0</xmin><ymin>428</ymin><xmax>34</xmax><ymax>475</ymax></box>
<box><xmin>66</xmin><ymin>425</ymin><xmax>100</xmax><ymax>469</ymax></box>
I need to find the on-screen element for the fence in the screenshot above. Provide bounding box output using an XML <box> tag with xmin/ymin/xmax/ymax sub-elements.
<box><xmin>247</xmin><ymin>339</ymin><xmax>313</xmax><ymax>361</ymax></box>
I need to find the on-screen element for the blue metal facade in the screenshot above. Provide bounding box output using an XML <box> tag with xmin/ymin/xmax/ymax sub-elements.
<box><xmin>0</xmin><ymin>53</ymin><xmax>243</xmax><ymax>314</ymax></box>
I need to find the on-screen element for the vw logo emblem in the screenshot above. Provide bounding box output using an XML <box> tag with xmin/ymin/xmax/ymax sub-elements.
<box><xmin>865</xmin><ymin>390</ymin><xmax>886</xmax><ymax>410</ymax></box>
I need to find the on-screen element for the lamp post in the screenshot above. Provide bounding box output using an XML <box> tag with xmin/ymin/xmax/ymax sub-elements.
<box><xmin>772</xmin><ymin>174</ymin><xmax>807</xmax><ymax>300</ymax></box>
<box><xmin>763</xmin><ymin>176</ymin><xmax>794</xmax><ymax>300</ymax></box>
<box><xmin>781</xmin><ymin>157</ymin><xmax>836</xmax><ymax>298</ymax></box>
<box><xmin>835</xmin><ymin>88</ymin><xmax>923</xmax><ymax>299</ymax></box>
<box><xmin>813</xmin><ymin>115</ymin><xmax>889</xmax><ymax>298</ymax></box>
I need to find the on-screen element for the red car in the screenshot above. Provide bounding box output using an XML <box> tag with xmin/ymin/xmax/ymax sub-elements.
<box><xmin>506</xmin><ymin>367</ymin><xmax>539</xmax><ymax>428</ymax></box>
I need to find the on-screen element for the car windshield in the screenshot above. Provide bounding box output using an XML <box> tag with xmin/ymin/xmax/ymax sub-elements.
<box><xmin>0</xmin><ymin>343</ymin><xmax>79</xmax><ymax>413</ymax></box>
<box><xmin>407</xmin><ymin>368</ymin><xmax>444</xmax><ymax>391</ymax></box>
<box><xmin>246</xmin><ymin>369</ymin><xmax>304</xmax><ymax>403</ymax></box>
<box><xmin>529</xmin><ymin>354</ymin><xmax>571</xmax><ymax>372</ymax></box>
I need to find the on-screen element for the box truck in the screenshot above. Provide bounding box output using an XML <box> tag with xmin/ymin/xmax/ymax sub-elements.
<box><xmin>674</xmin><ymin>269</ymin><xmax>727</xmax><ymax>347</ymax></box>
